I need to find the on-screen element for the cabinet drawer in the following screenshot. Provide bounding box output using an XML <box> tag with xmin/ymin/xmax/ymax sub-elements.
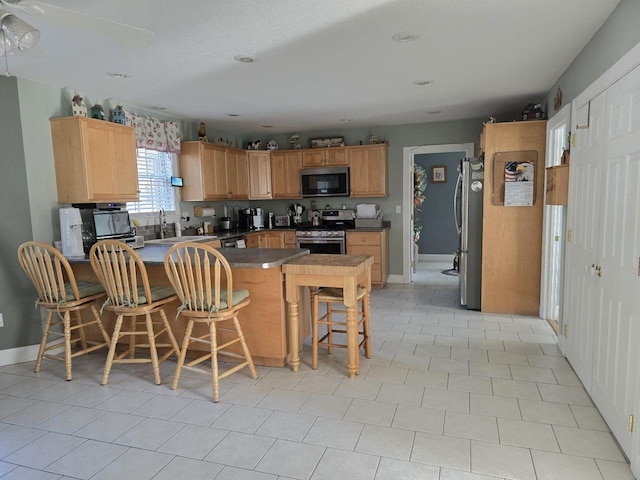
<box><xmin>346</xmin><ymin>245</ymin><xmax>380</xmax><ymax>264</ymax></box>
<box><xmin>347</xmin><ymin>233</ymin><xmax>381</xmax><ymax>246</ymax></box>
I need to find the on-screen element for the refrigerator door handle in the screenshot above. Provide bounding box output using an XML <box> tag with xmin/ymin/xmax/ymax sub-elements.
<box><xmin>454</xmin><ymin>170</ymin><xmax>462</xmax><ymax>235</ymax></box>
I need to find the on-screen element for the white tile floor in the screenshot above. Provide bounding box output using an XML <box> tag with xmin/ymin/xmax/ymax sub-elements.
<box><xmin>0</xmin><ymin>261</ymin><xmax>635</xmax><ymax>480</ymax></box>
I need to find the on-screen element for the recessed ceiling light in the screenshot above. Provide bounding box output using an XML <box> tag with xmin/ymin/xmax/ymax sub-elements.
<box><xmin>339</xmin><ymin>118</ymin><xmax>353</xmax><ymax>122</ymax></box>
<box><xmin>108</xmin><ymin>72</ymin><xmax>129</xmax><ymax>79</ymax></box>
<box><xmin>234</xmin><ymin>55</ymin><xmax>256</xmax><ymax>63</ymax></box>
<box><xmin>392</xmin><ymin>32</ymin><xmax>419</xmax><ymax>43</ymax></box>
<box><xmin>226</xmin><ymin>113</ymin><xmax>240</xmax><ymax>117</ymax></box>
<box><xmin>428</xmin><ymin>110</ymin><xmax>443</xmax><ymax>115</ymax></box>
<box><xmin>413</xmin><ymin>80</ymin><xmax>433</xmax><ymax>86</ymax></box>
<box><xmin>261</xmin><ymin>125</ymin><xmax>273</xmax><ymax>128</ymax></box>
<box><xmin>149</xmin><ymin>106</ymin><xmax>167</xmax><ymax>111</ymax></box>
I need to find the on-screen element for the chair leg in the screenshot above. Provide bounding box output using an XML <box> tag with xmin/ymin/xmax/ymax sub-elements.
<box><xmin>363</xmin><ymin>293</ymin><xmax>372</xmax><ymax>359</ymax></box>
<box><xmin>91</xmin><ymin>305</ymin><xmax>111</xmax><ymax>348</ymax></box>
<box><xmin>326</xmin><ymin>303</ymin><xmax>334</xmax><ymax>354</ymax></box>
<box><xmin>210</xmin><ymin>321</ymin><xmax>220</xmax><ymax>402</ymax></box>
<box><xmin>74</xmin><ymin>310</ymin><xmax>89</xmax><ymax>351</ymax></box>
<box><xmin>35</xmin><ymin>311</ymin><xmax>53</xmax><ymax>374</ymax></box>
<box><xmin>159</xmin><ymin>309</ymin><xmax>181</xmax><ymax>359</ymax></box>
<box><xmin>102</xmin><ymin>315</ymin><xmax>124</xmax><ymax>385</ymax></box>
<box><xmin>146</xmin><ymin>313</ymin><xmax>161</xmax><ymax>385</ymax></box>
<box><xmin>233</xmin><ymin>316</ymin><xmax>257</xmax><ymax>380</ymax></box>
<box><xmin>172</xmin><ymin>319</ymin><xmax>194</xmax><ymax>391</ymax></box>
<box><xmin>311</xmin><ymin>290</ymin><xmax>319</xmax><ymax>370</ymax></box>
<box><xmin>129</xmin><ymin>315</ymin><xmax>138</xmax><ymax>359</ymax></box>
<box><xmin>63</xmin><ymin>311</ymin><xmax>73</xmax><ymax>381</ymax></box>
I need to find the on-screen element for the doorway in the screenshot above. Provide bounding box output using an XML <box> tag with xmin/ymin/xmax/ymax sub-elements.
<box><xmin>402</xmin><ymin>143</ymin><xmax>474</xmax><ymax>283</ymax></box>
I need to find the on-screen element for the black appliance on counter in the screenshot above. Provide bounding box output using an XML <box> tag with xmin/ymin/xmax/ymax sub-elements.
<box><xmin>295</xmin><ymin>209</ymin><xmax>354</xmax><ymax>254</ymax></box>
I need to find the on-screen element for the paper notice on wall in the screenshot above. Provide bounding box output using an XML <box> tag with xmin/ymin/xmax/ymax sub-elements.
<box><xmin>504</xmin><ymin>161</ymin><xmax>534</xmax><ymax>206</ymax></box>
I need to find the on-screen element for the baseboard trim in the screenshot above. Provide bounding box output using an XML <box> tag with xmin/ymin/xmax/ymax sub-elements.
<box><xmin>419</xmin><ymin>254</ymin><xmax>455</xmax><ymax>262</ymax></box>
<box><xmin>387</xmin><ymin>274</ymin><xmax>405</xmax><ymax>284</ymax></box>
<box><xmin>0</xmin><ymin>344</ymin><xmax>39</xmax><ymax>367</ymax></box>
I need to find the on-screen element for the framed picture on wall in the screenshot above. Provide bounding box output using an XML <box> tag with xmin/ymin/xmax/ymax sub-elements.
<box><xmin>431</xmin><ymin>166</ymin><xmax>446</xmax><ymax>183</ymax></box>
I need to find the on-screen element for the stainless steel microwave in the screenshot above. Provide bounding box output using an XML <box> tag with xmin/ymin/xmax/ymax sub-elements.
<box><xmin>301</xmin><ymin>166</ymin><xmax>349</xmax><ymax>197</ymax></box>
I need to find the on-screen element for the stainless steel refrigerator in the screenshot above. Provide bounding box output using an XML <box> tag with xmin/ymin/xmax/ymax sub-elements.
<box><xmin>454</xmin><ymin>157</ymin><xmax>484</xmax><ymax>310</ymax></box>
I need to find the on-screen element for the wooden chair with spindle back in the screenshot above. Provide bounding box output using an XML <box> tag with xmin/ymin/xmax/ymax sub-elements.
<box><xmin>89</xmin><ymin>240</ymin><xmax>181</xmax><ymax>385</ymax></box>
<box><xmin>164</xmin><ymin>242</ymin><xmax>257</xmax><ymax>402</ymax></box>
<box><xmin>17</xmin><ymin>241</ymin><xmax>111</xmax><ymax>381</ymax></box>
<box><xmin>311</xmin><ymin>286</ymin><xmax>372</xmax><ymax>373</ymax></box>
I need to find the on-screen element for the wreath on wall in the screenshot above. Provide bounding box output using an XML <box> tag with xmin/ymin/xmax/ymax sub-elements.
<box><xmin>413</xmin><ymin>165</ymin><xmax>427</xmax><ymax>243</ymax></box>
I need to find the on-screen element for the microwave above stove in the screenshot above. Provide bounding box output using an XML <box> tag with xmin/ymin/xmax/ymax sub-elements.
<box><xmin>301</xmin><ymin>166</ymin><xmax>349</xmax><ymax>197</ymax></box>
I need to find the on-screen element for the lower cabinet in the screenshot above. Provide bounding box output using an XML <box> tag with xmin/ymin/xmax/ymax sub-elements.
<box><xmin>346</xmin><ymin>230</ymin><xmax>388</xmax><ymax>288</ymax></box>
<box><xmin>245</xmin><ymin>230</ymin><xmax>296</xmax><ymax>248</ymax></box>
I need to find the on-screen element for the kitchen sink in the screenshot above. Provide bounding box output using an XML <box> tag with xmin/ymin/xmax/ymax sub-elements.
<box><xmin>144</xmin><ymin>235</ymin><xmax>218</xmax><ymax>245</ymax></box>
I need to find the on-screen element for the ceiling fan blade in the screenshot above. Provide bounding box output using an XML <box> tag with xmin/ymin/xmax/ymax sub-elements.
<box><xmin>35</xmin><ymin>2</ymin><xmax>154</xmax><ymax>48</ymax></box>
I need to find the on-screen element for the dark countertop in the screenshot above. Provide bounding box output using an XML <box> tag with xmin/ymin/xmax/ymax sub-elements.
<box><xmin>68</xmin><ymin>246</ymin><xmax>310</xmax><ymax>269</ymax></box>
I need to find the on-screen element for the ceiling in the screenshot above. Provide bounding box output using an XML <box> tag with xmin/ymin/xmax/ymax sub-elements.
<box><xmin>2</xmin><ymin>0</ymin><xmax>620</xmax><ymax>134</ymax></box>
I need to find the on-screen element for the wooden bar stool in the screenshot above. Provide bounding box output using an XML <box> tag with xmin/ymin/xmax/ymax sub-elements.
<box><xmin>311</xmin><ymin>286</ymin><xmax>372</xmax><ymax>372</ymax></box>
<box><xmin>17</xmin><ymin>241</ymin><xmax>111</xmax><ymax>381</ymax></box>
<box><xmin>164</xmin><ymin>242</ymin><xmax>257</xmax><ymax>402</ymax></box>
<box><xmin>89</xmin><ymin>240</ymin><xmax>181</xmax><ymax>385</ymax></box>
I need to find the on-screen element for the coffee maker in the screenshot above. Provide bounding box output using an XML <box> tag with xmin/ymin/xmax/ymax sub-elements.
<box><xmin>238</xmin><ymin>208</ymin><xmax>254</xmax><ymax>231</ymax></box>
<box><xmin>253</xmin><ymin>208</ymin><xmax>264</xmax><ymax>230</ymax></box>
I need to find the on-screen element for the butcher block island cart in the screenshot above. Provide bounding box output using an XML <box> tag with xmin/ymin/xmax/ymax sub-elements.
<box><xmin>68</xmin><ymin>246</ymin><xmax>311</xmax><ymax>367</ymax></box>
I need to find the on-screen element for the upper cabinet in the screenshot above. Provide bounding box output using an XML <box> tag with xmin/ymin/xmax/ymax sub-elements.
<box><xmin>50</xmin><ymin>116</ymin><xmax>139</xmax><ymax>204</ymax></box>
<box><xmin>271</xmin><ymin>150</ymin><xmax>302</xmax><ymax>198</ymax></box>
<box><xmin>180</xmin><ymin>141</ymin><xmax>249</xmax><ymax>201</ymax></box>
<box><xmin>348</xmin><ymin>144</ymin><xmax>388</xmax><ymax>197</ymax></box>
<box><xmin>247</xmin><ymin>151</ymin><xmax>272</xmax><ymax>199</ymax></box>
<box><xmin>226</xmin><ymin>148</ymin><xmax>249</xmax><ymax>199</ymax></box>
<box><xmin>301</xmin><ymin>147</ymin><xmax>348</xmax><ymax>167</ymax></box>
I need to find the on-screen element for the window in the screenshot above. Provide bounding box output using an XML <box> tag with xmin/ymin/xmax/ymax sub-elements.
<box><xmin>127</xmin><ymin>148</ymin><xmax>175</xmax><ymax>213</ymax></box>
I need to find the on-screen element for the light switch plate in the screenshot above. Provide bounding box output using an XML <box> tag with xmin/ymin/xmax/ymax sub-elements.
<box><xmin>396</xmin><ymin>205</ymin><xmax>401</xmax><ymax>214</ymax></box>
<box><xmin>0</xmin><ymin>313</ymin><xmax>3</xmax><ymax>328</ymax></box>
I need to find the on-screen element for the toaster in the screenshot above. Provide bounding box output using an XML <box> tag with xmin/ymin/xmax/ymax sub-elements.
<box><xmin>274</xmin><ymin>215</ymin><xmax>290</xmax><ymax>227</ymax></box>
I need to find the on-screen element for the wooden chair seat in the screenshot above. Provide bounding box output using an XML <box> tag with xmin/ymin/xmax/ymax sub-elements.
<box><xmin>311</xmin><ymin>286</ymin><xmax>372</xmax><ymax>373</ymax></box>
<box><xmin>89</xmin><ymin>240</ymin><xmax>181</xmax><ymax>386</ymax></box>
<box><xmin>164</xmin><ymin>242</ymin><xmax>257</xmax><ymax>402</ymax></box>
<box><xmin>17</xmin><ymin>241</ymin><xmax>111</xmax><ymax>381</ymax></box>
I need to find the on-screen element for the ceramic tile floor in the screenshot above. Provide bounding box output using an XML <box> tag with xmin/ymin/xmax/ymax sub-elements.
<box><xmin>0</xmin><ymin>261</ymin><xmax>635</xmax><ymax>480</ymax></box>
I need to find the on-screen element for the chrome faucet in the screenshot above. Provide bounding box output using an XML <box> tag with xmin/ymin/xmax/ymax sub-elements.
<box><xmin>159</xmin><ymin>209</ymin><xmax>166</xmax><ymax>239</ymax></box>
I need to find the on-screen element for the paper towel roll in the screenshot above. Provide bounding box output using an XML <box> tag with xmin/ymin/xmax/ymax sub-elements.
<box><xmin>194</xmin><ymin>206</ymin><xmax>215</xmax><ymax>217</ymax></box>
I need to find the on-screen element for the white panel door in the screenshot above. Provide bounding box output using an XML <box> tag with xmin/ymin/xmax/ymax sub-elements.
<box><xmin>591</xmin><ymin>64</ymin><xmax>640</xmax><ymax>457</ymax></box>
<box><xmin>563</xmin><ymin>92</ymin><xmax>606</xmax><ymax>391</ymax></box>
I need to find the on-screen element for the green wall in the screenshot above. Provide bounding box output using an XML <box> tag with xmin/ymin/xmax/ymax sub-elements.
<box><xmin>0</xmin><ymin>76</ymin><xmax>41</xmax><ymax>350</ymax></box>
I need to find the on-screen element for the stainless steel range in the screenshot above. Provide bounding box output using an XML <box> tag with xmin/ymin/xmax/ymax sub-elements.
<box><xmin>295</xmin><ymin>209</ymin><xmax>354</xmax><ymax>254</ymax></box>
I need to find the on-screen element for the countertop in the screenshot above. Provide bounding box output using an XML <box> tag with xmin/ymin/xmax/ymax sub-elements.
<box><xmin>68</xmin><ymin>246</ymin><xmax>310</xmax><ymax>269</ymax></box>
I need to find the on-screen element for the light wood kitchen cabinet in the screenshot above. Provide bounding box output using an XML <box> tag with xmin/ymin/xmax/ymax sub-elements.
<box><xmin>248</xmin><ymin>151</ymin><xmax>272</xmax><ymax>199</ymax></box>
<box><xmin>50</xmin><ymin>116</ymin><xmax>139</xmax><ymax>203</ymax></box>
<box><xmin>271</xmin><ymin>150</ymin><xmax>302</xmax><ymax>198</ymax></box>
<box><xmin>226</xmin><ymin>148</ymin><xmax>249</xmax><ymax>199</ymax></box>
<box><xmin>284</xmin><ymin>231</ymin><xmax>297</xmax><ymax>249</ymax></box>
<box><xmin>346</xmin><ymin>229</ymin><xmax>388</xmax><ymax>288</ymax></box>
<box><xmin>348</xmin><ymin>144</ymin><xmax>388</xmax><ymax>197</ymax></box>
<box><xmin>180</xmin><ymin>141</ymin><xmax>228</xmax><ymax>201</ymax></box>
<box><xmin>301</xmin><ymin>147</ymin><xmax>348</xmax><ymax>167</ymax></box>
<box><xmin>245</xmin><ymin>232</ymin><xmax>260</xmax><ymax>248</ymax></box>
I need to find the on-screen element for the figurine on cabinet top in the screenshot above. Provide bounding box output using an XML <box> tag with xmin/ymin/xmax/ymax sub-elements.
<box><xmin>71</xmin><ymin>92</ymin><xmax>87</xmax><ymax>117</ymax></box>
<box><xmin>197</xmin><ymin>122</ymin><xmax>208</xmax><ymax>141</ymax></box>
<box><xmin>112</xmin><ymin>104</ymin><xmax>126</xmax><ymax>125</ymax></box>
<box><xmin>90</xmin><ymin>104</ymin><xmax>105</xmax><ymax>120</ymax></box>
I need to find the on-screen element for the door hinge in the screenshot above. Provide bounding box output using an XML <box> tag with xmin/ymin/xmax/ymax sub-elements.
<box><xmin>563</xmin><ymin>324</ymin><xmax>568</xmax><ymax>337</ymax></box>
<box><xmin>567</xmin><ymin>229</ymin><xmax>573</xmax><ymax>242</ymax></box>
<box><xmin>571</xmin><ymin>133</ymin><xmax>576</xmax><ymax>147</ymax></box>
<box><xmin>630</xmin><ymin>415</ymin><xmax>634</xmax><ymax>433</ymax></box>
<box><xmin>596</xmin><ymin>265</ymin><xmax>602</xmax><ymax>277</ymax></box>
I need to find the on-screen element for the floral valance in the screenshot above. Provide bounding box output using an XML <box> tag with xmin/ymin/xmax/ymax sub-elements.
<box><xmin>125</xmin><ymin>112</ymin><xmax>181</xmax><ymax>153</ymax></box>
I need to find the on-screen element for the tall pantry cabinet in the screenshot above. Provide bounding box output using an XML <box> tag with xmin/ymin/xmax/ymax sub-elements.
<box><xmin>480</xmin><ymin>120</ymin><xmax>547</xmax><ymax>315</ymax></box>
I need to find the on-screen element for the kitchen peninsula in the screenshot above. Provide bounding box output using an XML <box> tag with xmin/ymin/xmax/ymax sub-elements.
<box><xmin>69</xmin><ymin>245</ymin><xmax>311</xmax><ymax>367</ymax></box>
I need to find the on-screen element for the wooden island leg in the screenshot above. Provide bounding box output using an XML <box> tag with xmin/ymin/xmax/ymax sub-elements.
<box><xmin>285</xmin><ymin>273</ymin><xmax>301</xmax><ymax>372</ymax></box>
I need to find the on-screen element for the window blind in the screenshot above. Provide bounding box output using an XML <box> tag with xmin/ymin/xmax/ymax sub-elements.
<box><xmin>127</xmin><ymin>148</ymin><xmax>175</xmax><ymax>213</ymax></box>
